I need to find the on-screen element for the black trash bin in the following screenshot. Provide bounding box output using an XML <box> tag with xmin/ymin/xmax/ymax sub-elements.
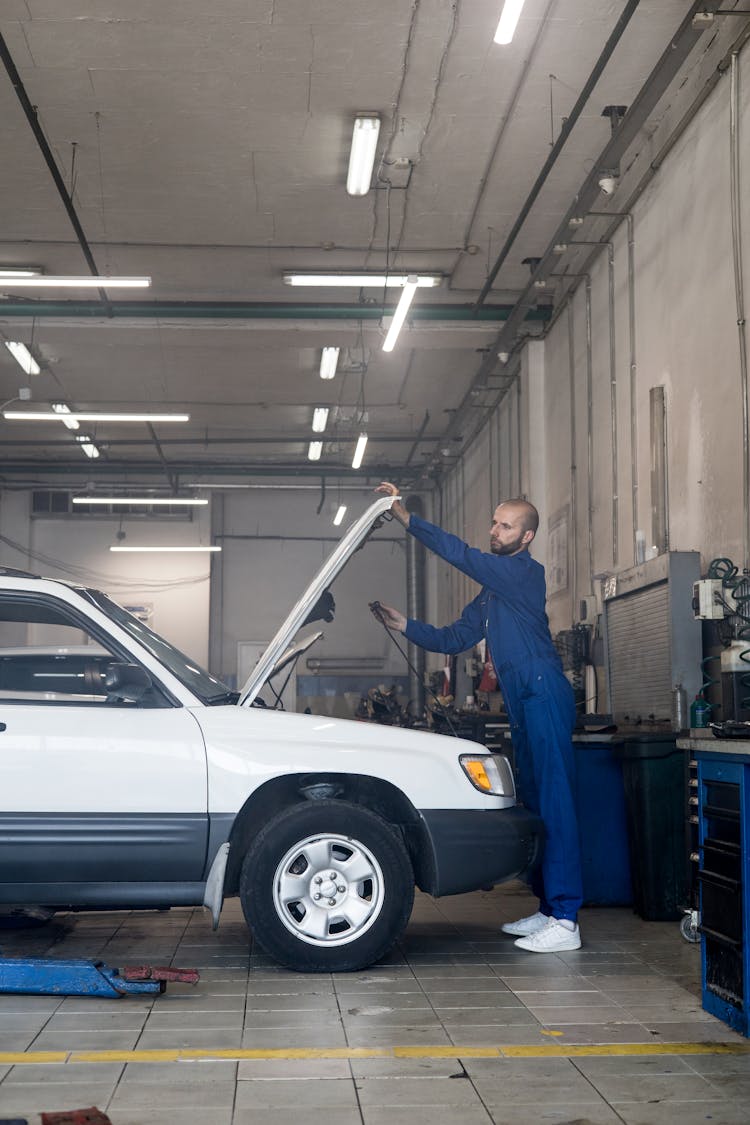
<box><xmin>614</xmin><ymin>734</ymin><xmax>688</xmax><ymax>921</ymax></box>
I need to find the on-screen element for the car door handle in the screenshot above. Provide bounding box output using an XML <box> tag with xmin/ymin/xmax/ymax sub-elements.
<box><xmin>0</xmin><ymin>722</ymin><xmax>5</xmax><ymax>732</ymax></box>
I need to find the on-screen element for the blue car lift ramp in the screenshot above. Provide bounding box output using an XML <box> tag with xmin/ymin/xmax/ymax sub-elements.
<box><xmin>0</xmin><ymin>957</ymin><xmax>199</xmax><ymax>997</ymax></box>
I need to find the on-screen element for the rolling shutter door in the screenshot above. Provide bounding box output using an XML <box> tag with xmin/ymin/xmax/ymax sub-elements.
<box><xmin>606</xmin><ymin>581</ymin><xmax>671</xmax><ymax>720</ymax></box>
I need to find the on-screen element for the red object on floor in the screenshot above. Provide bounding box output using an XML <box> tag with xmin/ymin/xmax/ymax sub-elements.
<box><xmin>41</xmin><ymin>1109</ymin><xmax>111</xmax><ymax>1125</ymax></box>
<box><xmin>122</xmin><ymin>965</ymin><xmax>200</xmax><ymax>984</ymax></box>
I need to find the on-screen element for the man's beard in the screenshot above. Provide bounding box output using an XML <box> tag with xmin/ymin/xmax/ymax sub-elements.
<box><xmin>491</xmin><ymin>531</ymin><xmax>526</xmax><ymax>556</ymax></box>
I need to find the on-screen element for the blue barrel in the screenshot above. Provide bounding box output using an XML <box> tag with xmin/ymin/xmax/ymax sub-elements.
<box><xmin>573</xmin><ymin>736</ymin><xmax>633</xmax><ymax>906</ymax></box>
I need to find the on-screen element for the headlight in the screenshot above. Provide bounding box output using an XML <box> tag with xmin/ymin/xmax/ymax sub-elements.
<box><xmin>459</xmin><ymin>752</ymin><xmax>516</xmax><ymax>797</ymax></box>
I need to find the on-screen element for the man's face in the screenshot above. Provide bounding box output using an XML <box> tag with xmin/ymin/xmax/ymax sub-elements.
<box><xmin>490</xmin><ymin>503</ymin><xmax>533</xmax><ymax>556</ymax></box>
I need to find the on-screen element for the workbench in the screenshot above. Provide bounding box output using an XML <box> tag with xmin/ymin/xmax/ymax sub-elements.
<box><xmin>677</xmin><ymin>735</ymin><xmax>750</xmax><ymax>1036</ymax></box>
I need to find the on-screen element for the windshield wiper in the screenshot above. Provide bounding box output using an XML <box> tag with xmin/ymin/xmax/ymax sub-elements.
<box><xmin>206</xmin><ymin>690</ymin><xmax>240</xmax><ymax>705</ymax></box>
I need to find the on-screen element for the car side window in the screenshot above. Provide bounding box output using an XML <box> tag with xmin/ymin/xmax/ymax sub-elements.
<box><xmin>0</xmin><ymin>593</ymin><xmax>169</xmax><ymax>708</ymax></box>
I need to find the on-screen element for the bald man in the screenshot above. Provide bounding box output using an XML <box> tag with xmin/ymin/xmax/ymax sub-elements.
<box><xmin>373</xmin><ymin>482</ymin><xmax>582</xmax><ymax>953</ymax></box>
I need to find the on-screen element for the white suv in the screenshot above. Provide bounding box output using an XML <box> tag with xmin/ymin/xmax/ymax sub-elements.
<box><xmin>0</xmin><ymin>496</ymin><xmax>542</xmax><ymax>972</ymax></box>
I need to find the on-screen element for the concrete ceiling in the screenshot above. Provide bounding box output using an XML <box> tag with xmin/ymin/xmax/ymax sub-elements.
<box><xmin>0</xmin><ymin>0</ymin><xmax>728</xmax><ymax>491</ymax></box>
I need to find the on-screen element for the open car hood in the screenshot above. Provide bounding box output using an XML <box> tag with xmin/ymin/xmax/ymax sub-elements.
<box><xmin>238</xmin><ymin>494</ymin><xmax>396</xmax><ymax>706</ymax></box>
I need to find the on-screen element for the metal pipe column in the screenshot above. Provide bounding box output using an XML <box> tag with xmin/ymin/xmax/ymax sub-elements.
<box><xmin>405</xmin><ymin>494</ymin><xmax>426</xmax><ymax>719</ymax></box>
<box><xmin>567</xmin><ymin>302</ymin><xmax>578</xmax><ymax>621</ymax></box>
<box><xmin>730</xmin><ymin>53</ymin><xmax>750</xmax><ymax>568</ymax></box>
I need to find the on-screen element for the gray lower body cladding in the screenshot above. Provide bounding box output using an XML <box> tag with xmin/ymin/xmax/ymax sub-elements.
<box><xmin>418</xmin><ymin>806</ymin><xmax>544</xmax><ymax>896</ymax></box>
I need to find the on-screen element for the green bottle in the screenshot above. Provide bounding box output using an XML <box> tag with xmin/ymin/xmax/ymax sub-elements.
<box><xmin>690</xmin><ymin>694</ymin><xmax>711</xmax><ymax>729</ymax></box>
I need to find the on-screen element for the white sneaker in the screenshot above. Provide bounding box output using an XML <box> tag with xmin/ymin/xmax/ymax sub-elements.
<box><xmin>501</xmin><ymin>911</ymin><xmax>549</xmax><ymax>937</ymax></box>
<box><xmin>514</xmin><ymin>918</ymin><xmax>581</xmax><ymax>953</ymax></box>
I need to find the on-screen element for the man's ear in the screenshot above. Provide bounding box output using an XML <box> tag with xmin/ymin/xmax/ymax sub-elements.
<box><xmin>522</xmin><ymin>529</ymin><xmax>535</xmax><ymax>546</ymax></box>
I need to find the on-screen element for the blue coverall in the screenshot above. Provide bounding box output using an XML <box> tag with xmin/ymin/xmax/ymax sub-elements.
<box><xmin>404</xmin><ymin>513</ymin><xmax>583</xmax><ymax>923</ymax></box>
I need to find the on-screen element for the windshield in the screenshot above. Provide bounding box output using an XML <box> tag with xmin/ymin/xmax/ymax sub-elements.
<box><xmin>81</xmin><ymin>589</ymin><xmax>233</xmax><ymax>704</ymax></box>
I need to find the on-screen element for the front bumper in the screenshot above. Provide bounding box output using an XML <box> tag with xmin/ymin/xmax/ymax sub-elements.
<box><xmin>418</xmin><ymin>806</ymin><xmax>544</xmax><ymax>897</ymax></box>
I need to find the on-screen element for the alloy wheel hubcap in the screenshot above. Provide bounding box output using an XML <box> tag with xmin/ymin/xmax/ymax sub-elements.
<box><xmin>273</xmin><ymin>832</ymin><xmax>385</xmax><ymax>947</ymax></box>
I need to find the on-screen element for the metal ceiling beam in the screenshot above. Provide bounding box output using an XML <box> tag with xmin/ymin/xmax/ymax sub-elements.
<box><xmin>437</xmin><ymin>0</ymin><xmax>728</xmax><ymax>459</ymax></box>
<box><xmin>474</xmin><ymin>0</ymin><xmax>642</xmax><ymax>310</ymax></box>
<box><xmin>480</xmin><ymin>0</ymin><xmax>726</xmax><ymax>360</ymax></box>
<box><xmin>0</xmin><ymin>300</ymin><xmax>550</xmax><ymax>322</ymax></box>
<box><xmin>0</xmin><ymin>32</ymin><xmax>112</xmax><ymax>314</ymax></box>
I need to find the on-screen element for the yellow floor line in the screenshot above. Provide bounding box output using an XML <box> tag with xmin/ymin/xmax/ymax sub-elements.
<box><xmin>0</xmin><ymin>1042</ymin><xmax>748</xmax><ymax>1065</ymax></box>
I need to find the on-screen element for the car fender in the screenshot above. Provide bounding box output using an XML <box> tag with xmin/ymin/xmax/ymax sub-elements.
<box><xmin>192</xmin><ymin>705</ymin><xmax>512</xmax><ymax>814</ymax></box>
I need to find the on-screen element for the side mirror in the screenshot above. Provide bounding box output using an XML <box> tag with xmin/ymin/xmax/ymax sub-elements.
<box><xmin>104</xmin><ymin>663</ymin><xmax>152</xmax><ymax>703</ymax></box>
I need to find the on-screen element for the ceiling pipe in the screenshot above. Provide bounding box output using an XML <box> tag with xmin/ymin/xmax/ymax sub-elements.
<box><xmin>0</xmin><ymin>459</ymin><xmax>429</xmax><ymax>480</ymax></box>
<box><xmin>440</xmin><ymin>0</ymin><xmax>727</xmax><ymax>456</ymax></box>
<box><xmin>147</xmin><ymin>421</ymin><xmax>178</xmax><ymax>492</ymax></box>
<box><xmin>404</xmin><ymin>410</ymin><xmax>431</xmax><ymax>468</ymax></box>
<box><xmin>0</xmin><ymin>435</ymin><xmax>438</xmax><ymax>448</ymax></box>
<box><xmin>0</xmin><ymin>33</ymin><xmax>112</xmax><ymax>314</ymax></box>
<box><xmin>481</xmin><ymin>0</ymin><xmax>725</xmax><ymax>354</ymax></box>
<box><xmin>473</xmin><ymin>0</ymin><xmax>641</xmax><ymax>310</ymax></box>
<box><xmin>729</xmin><ymin>51</ymin><xmax>750</xmax><ymax>569</ymax></box>
<box><xmin>1</xmin><ymin>480</ymin><xmax>426</xmax><ymax>493</ymax></box>
<box><xmin>0</xmin><ymin>300</ymin><xmax>549</xmax><ymax>323</ymax></box>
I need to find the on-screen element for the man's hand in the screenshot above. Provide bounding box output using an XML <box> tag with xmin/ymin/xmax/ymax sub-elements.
<box><xmin>375</xmin><ymin>481</ymin><xmax>410</xmax><ymax>527</ymax></box>
<box><xmin>369</xmin><ymin>601</ymin><xmax>407</xmax><ymax>633</ymax></box>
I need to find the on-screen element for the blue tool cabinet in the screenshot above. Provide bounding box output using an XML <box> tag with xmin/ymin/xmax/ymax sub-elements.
<box><xmin>695</xmin><ymin>747</ymin><xmax>750</xmax><ymax>1037</ymax></box>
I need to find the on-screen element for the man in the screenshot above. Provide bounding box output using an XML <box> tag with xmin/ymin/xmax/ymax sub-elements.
<box><xmin>372</xmin><ymin>481</ymin><xmax>582</xmax><ymax>953</ymax></box>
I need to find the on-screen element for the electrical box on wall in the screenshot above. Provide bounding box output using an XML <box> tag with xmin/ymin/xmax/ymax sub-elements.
<box><xmin>692</xmin><ymin>579</ymin><xmax>726</xmax><ymax>619</ymax></box>
<box><xmin>579</xmin><ymin>594</ymin><xmax>599</xmax><ymax>623</ymax></box>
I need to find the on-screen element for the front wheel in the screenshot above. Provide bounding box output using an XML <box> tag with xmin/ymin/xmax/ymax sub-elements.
<box><xmin>239</xmin><ymin>799</ymin><xmax>414</xmax><ymax>972</ymax></box>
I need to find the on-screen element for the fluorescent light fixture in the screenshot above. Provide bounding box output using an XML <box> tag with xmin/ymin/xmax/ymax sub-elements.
<box><xmin>351</xmin><ymin>432</ymin><xmax>368</xmax><ymax>469</ymax></box>
<box><xmin>0</xmin><ymin>268</ymin><xmax>43</xmax><ymax>278</ymax></box>
<box><xmin>308</xmin><ymin>440</ymin><xmax>323</xmax><ymax>461</ymax></box>
<box><xmin>319</xmin><ymin>347</ymin><xmax>339</xmax><ymax>380</ymax></box>
<box><xmin>598</xmin><ymin>173</ymin><xmax>618</xmax><ymax>195</ymax></box>
<box><xmin>110</xmin><ymin>545</ymin><xmax>221</xmax><ymax>553</ymax></box>
<box><xmin>0</xmin><ymin>275</ymin><xmax>151</xmax><ymax>288</ymax></box>
<box><xmin>494</xmin><ymin>0</ymin><xmax>527</xmax><ymax>45</ymax></box>
<box><xmin>75</xmin><ymin>435</ymin><xmax>100</xmax><ymax>460</ymax></box>
<box><xmin>312</xmin><ymin>407</ymin><xmax>329</xmax><ymax>433</ymax></box>
<box><xmin>3</xmin><ymin>410</ymin><xmax>190</xmax><ymax>422</ymax></box>
<box><xmin>382</xmin><ymin>275</ymin><xmax>418</xmax><ymax>352</ymax></box>
<box><xmin>73</xmin><ymin>496</ymin><xmax>207</xmax><ymax>506</ymax></box>
<box><xmin>51</xmin><ymin>403</ymin><xmax>80</xmax><ymax>430</ymax></box>
<box><xmin>346</xmin><ymin>115</ymin><xmax>381</xmax><ymax>196</ymax></box>
<box><xmin>284</xmin><ymin>273</ymin><xmax>441</xmax><ymax>288</ymax></box>
<box><xmin>4</xmin><ymin>341</ymin><xmax>40</xmax><ymax>375</ymax></box>
<box><xmin>333</xmin><ymin>505</ymin><xmax>347</xmax><ymax>526</ymax></box>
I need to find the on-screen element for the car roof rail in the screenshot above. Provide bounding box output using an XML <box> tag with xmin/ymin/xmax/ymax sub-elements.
<box><xmin>0</xmin><ymin>566</ymin><xmax>42</xmax><ymax>579</ymax></box>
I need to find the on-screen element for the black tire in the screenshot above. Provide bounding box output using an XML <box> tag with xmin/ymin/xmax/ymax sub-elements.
<box><xmin>239</xmin><ymin>799</ymin><xmax>414</xmax><ymax>972</ymax></box>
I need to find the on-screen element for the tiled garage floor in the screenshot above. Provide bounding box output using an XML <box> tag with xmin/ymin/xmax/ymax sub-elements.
<box><xmin>0</xmin><ymin>883</ymin><xmax>748</xmax><ymax>1124</ymax></box>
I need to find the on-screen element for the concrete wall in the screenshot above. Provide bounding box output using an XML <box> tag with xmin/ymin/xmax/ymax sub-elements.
<box><xmin>435</xmin><ymin>43</ymin><xmax>750</xmax><ymax>653</ymax></box>
<box><xmin>0</xmin><ymin>489</ymin><xmax>212</xmax><ymax>665</ymax></box>
<box><xmin>0</xmin><ymin>485</ymin><xmax>416</xmax><ymax>704</ymax></box>
<box><xmin>211</xmin><ymin>488</ymin><xmax>414</xmax><ymax>688</ymax></box>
